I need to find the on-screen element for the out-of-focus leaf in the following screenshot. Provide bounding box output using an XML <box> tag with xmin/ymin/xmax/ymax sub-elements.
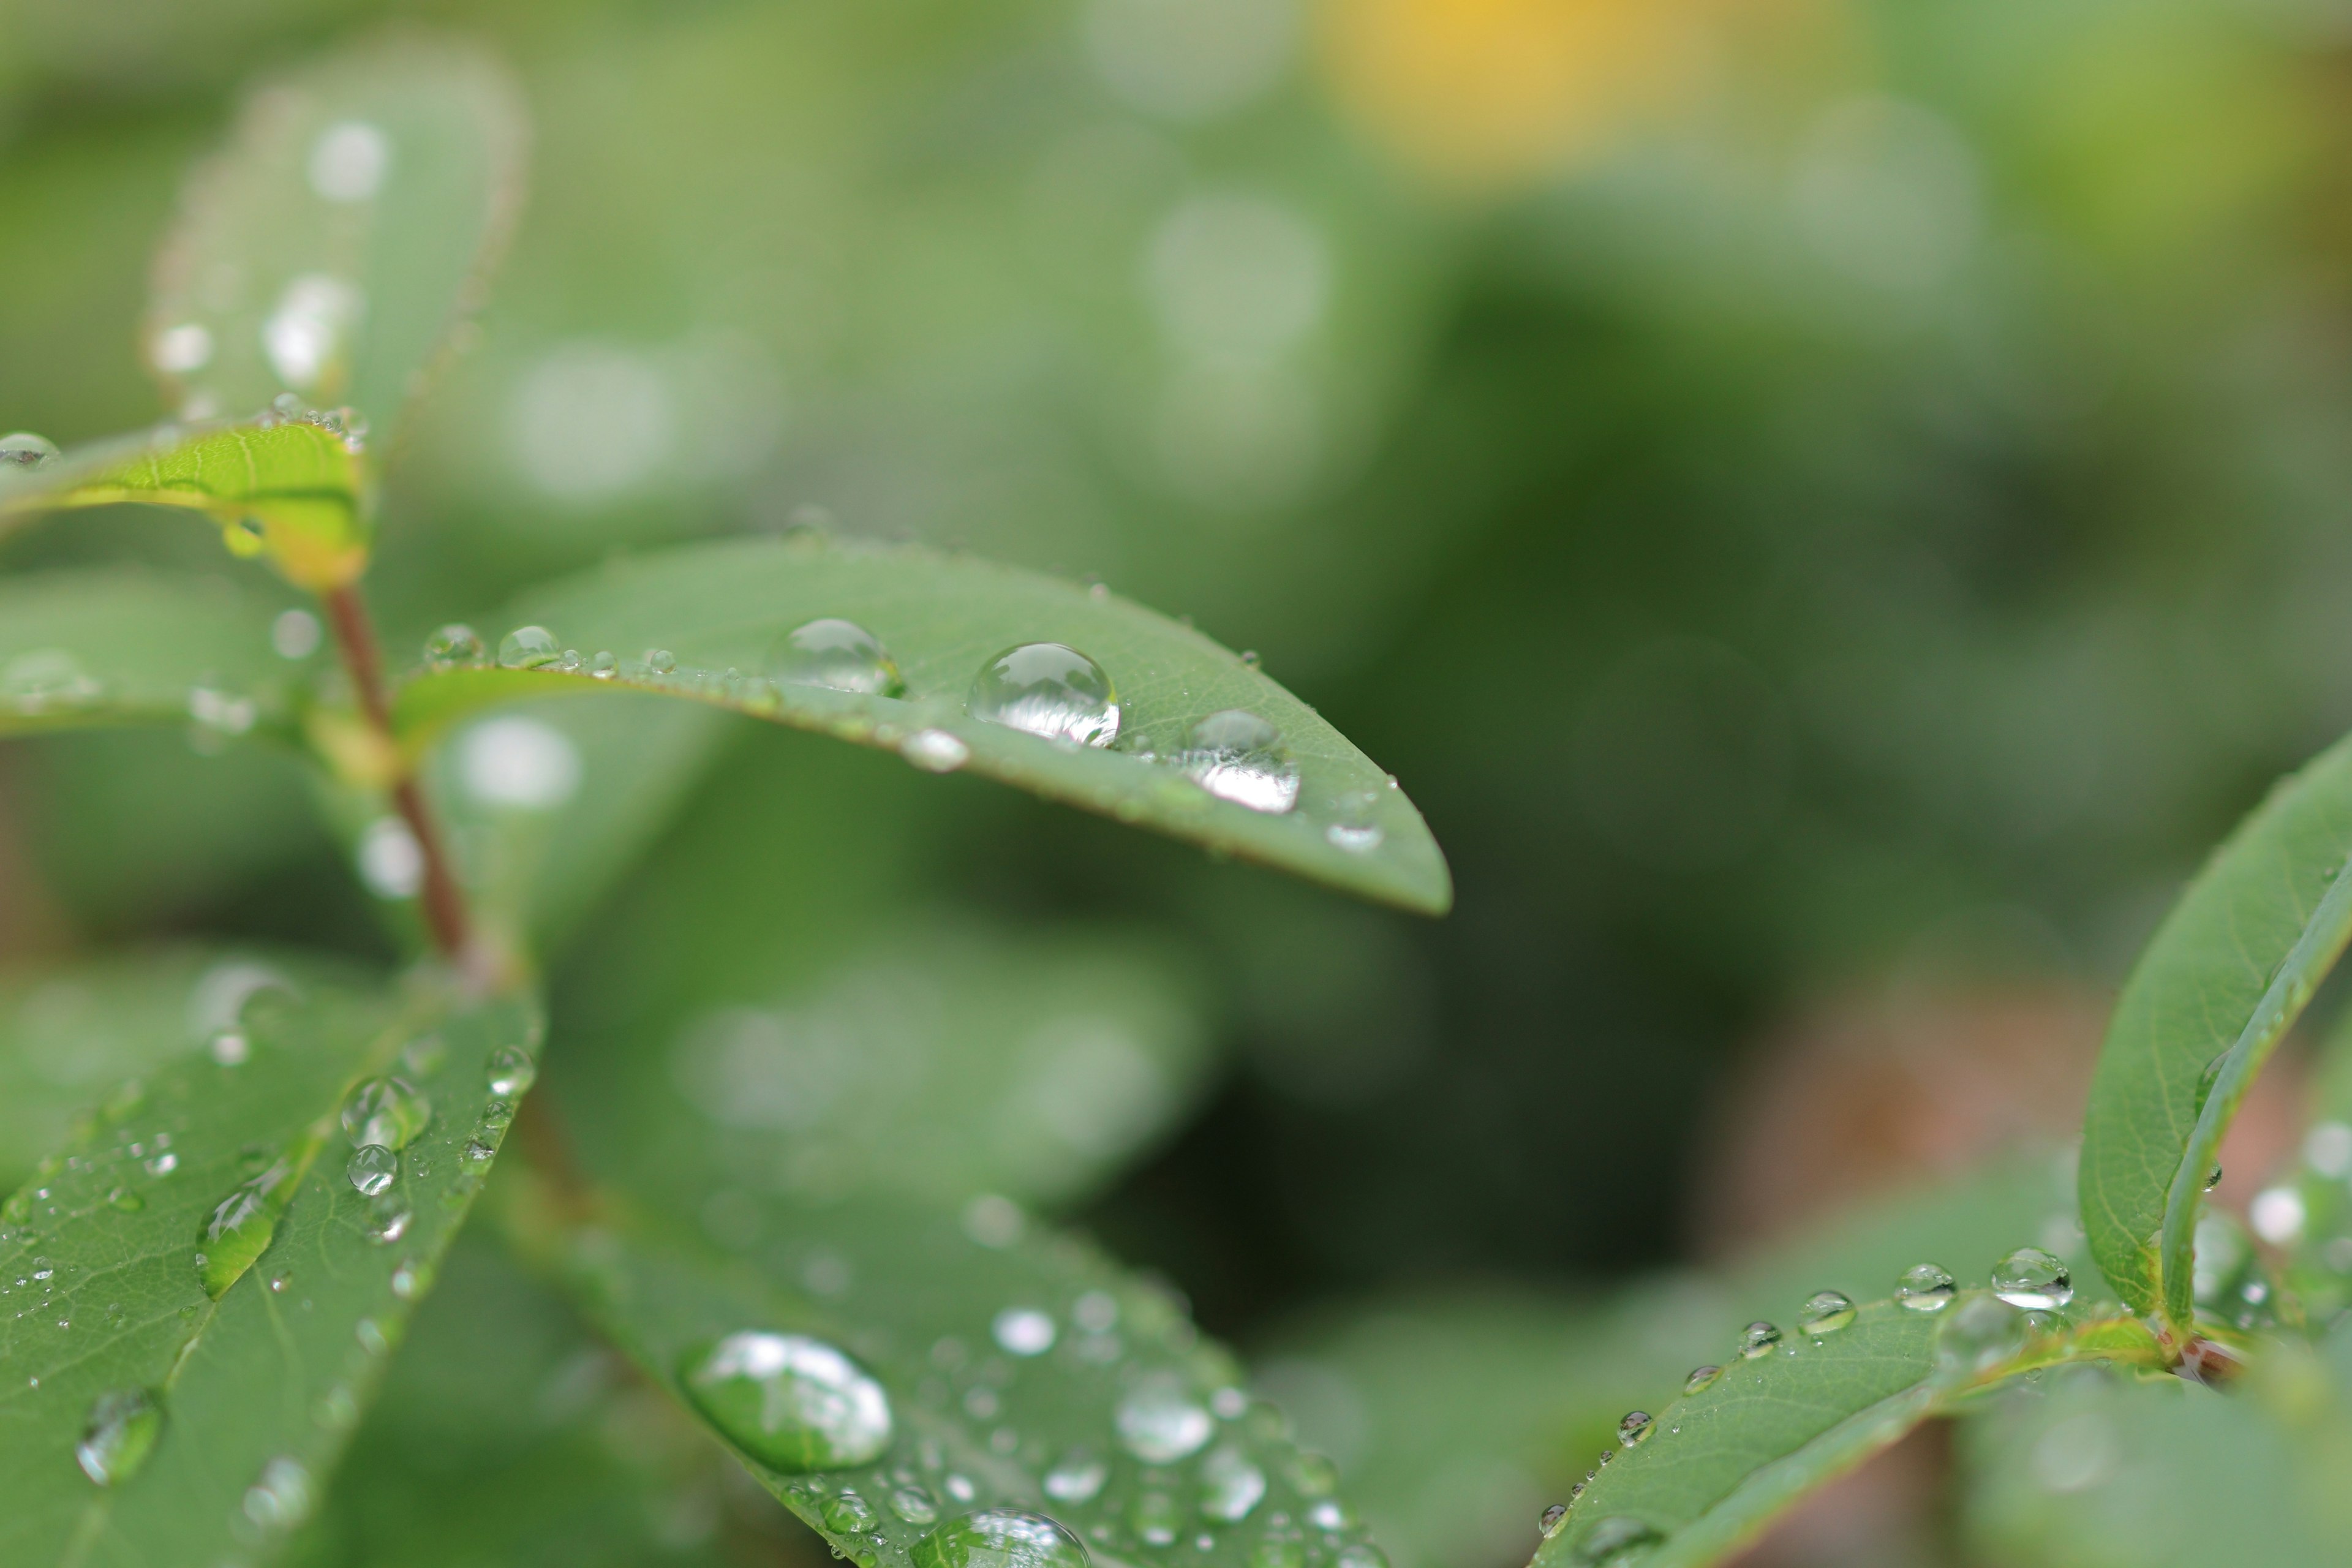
<box><xmin>392</xmin><ymin>533</ymin><xmax>1451</xmax><ymax>915</ymax></box>
<box><xmin>2284</xmin><ymin>1006</ymin><xmax>2352</xmax><ymax>1315</ymax></box>
<box><xmin>0</xmin><ymin>419</ymin><xmax>368</xmax><ymax>589</ymax></box>
<box><xmin>1959</xmin><ymin>1329</ymin><xmax>2352</xmax><ymax>1567</ymax></box>
<box><xmin>0</xmin><ymin>948</ymin><xmax>369</xmax><ymax>1189</ymax></box>
<box><xmin>1536</xmin><ymin>1298</ymin><xmax>2162</xmax><ymax>1568</ymax></box>
<box><xmin>0</xmin><ymin>567</ymin><xmax>299</xmax><ymax>739</ymax></box>
<box><xmin>0</xmin><ymin>974</ymin><xmax>538</xmax><ymax>1565</ymax></box>
<box><xmin>2079</xmin><ymin>733</ymin><xmax>2352</xmax><ymax>1325</ymax></box>
<box><xmin>146</xmin><ymin>32</ymin><xmax>527</xmax><ymax>451</ymax></box>
<box><xmin>521</xmin><ymin>1182</ymin><xmax>1390</xmax><ymax>1568</ymax></box>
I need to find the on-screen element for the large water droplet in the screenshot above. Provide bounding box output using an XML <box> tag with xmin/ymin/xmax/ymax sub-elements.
<box><xmin>1616</xmin><ymin>1411</ymin><xmax>1654</xmax><ymax>1448</ymax></box>
<box><xmin>1737</xmin><ymin>1321</ymin><xmax>1781</xmax><ymax>1360</ymax></box>
<box><xmin>968</xmin><ymin>644</ymin><xmax>1120</xmax><ymax>747</ymax></box>
<box><xmin>424</xmin><ymin>625</ymin><xmax>486</xmax><ymax>671</ymax></box>
<box><xmin>1937</xmin><ymin>1294</ymin><xmax>2026</xmax><ymax>1376</ymax></box>
<box><xmin>913</xmin><ymin>1510</ymin><xmax>1091</xmax><ymax>1568</ymax></box>
<box><xmin>1683</xmin><ymin>1364</ymin><xmax>1722</xmax><ymax>1396</ymax></box>
<box><xmin>679</xmin><ymin>1332</ymin><xmax>893</xmax><ymax>1469</ymax></box>
<box><xmin>1539</xmin><ymin>1504</ymin><xmax>1567</xmax><ymax>1539</ymax></box>
<box><xmin>1176</xmin><ymin>710</ymin><xmax>1299</xmax><ymax>813</ymax></box>
<box><xmin>342</xmin><ymin>1077</ymin><xmax>432</xmax><ymax>1150</ymax></box>
<box><xmin>1115</xmin><ymin>1371</ymin><xmax>1213</xmax><ymax>1462</ymax></box>
<box><xmin>1572</xmin><ymin>1517</ymin><xmax>1662</xmax><ymax>1566</ymax></box>
<box><xmin>1200</xmin><ymin>1444</ymin><xmax>1267</xmax><ymax>1521</ymax></box>
<box><xmin>1797</xmin><ymin>1290</ymin><xmax>1855</xmax><ymax>1335</ymax></box>
<box><xmin>498</xmin><ymin>625</ymin><xmax>564</xmax><ymax>669</ymax></box>
<box><xmin>895</xmin><ymin>1487</ymin><xmax>943</xmax><ymax>1525</ymax></box>
<box><xmin>346</xmin><ymin>1144</ymin><xmax>397</xmax><ymax>1196</ymax></box>
<box><xmin>1989</xmin><ymin>1248</ymin><xmax>2073</xmax><ymax>1311</ymax></box>
<box><xmin>198</xmin><ymin>1159</ymin><xmax>300</xmax><ymax>1298</ymax></box>
<box><xmin>1324</xmin><ymin>790</ymin><xmax>1384</xmax><ymax>853</ymax></box>
<box><xmin>1894</xmin><ymin>1264</ymin><xmax>1956</xmax><ymax>1313</ymax></box>
<box><xmin>77</xmin><ymin>1389</ymin><xmax>162</xmax><ymax>1486</ymax></box>
<box><xmin>0</xmin><ymin>432</ymin><xmax>60</xmax><ymax>467</ymax></box>
<box><xmin>824</xmin><ymin>1490</ymin><xmax>882</xmax><ymax>1533</ymax></box>
<box><xmin>487</xmin><ymin>1044</ymin><xmax>538</xmax><ymax>1098</ymax></box>
<box><xmin>773</xmin><ymin>618</ymin><xmax>905</xmax><ymax>696</ymax></box>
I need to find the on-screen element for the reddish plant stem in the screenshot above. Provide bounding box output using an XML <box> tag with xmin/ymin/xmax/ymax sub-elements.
<box><xmin>322</xmin><ymin>583</ymin><xmax>473</xmax><ymax>960</ymax></box>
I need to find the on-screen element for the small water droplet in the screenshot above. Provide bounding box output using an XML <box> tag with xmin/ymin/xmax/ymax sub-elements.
<box><xmin>903</xmin><ymin>729</ymin><xmax>971</xmax><ymax>772</ymax></box>
<box><xmin>774</xmin><ymin>618</ymin><xmax>906</xmax><ymax>696</ymax></box>
<box><xmin>1200</xmin><ymin>1444</ymin><xmax>1267</xmax><ymax>1521</ymax></box>
<box><xmin>197</xmin><ymin>1158</ymin><xmax>300</xmax><ymax>1298</ymax></box>
<box><xmin>343</xmin><ymin>1077</ymin><xmax>432</xmax><ymax>1150</ymax></box>
<box><xmin>2205</xmin><ymin>1164</ymin><xmax>2223</xmax><ymax>1191</ymax></box>
<box><xmin>145</xmin><ymin>1152</ymin><xmax>178</xmax><ymax>1177</ymax></box>
<box><xmin>2196</xmin><ymin>1052</ymin><xmax>2227</xmax><ymax>1112</ymax></box>
<box><xmin>346</xmin><ymin>1144</ymin><xmax>397</xmax><ymax>1196</ymax></box>
<box><xmin>486</xmin><ymin>1043</ymin><xmax>537</xmax><ymax>1098</ymax></box>
<box><xmin>992</xmin><ymin>1306</ymin><xmax>1056</xmax><ymax>1357</ymax></box>
<box><xmin>107</xmin><ymin>1186</ymin><xmax>143</xmax><ymax>1212</ymax></box>
<box><xmin>1937</xmin><ymin>1294</ymin><xmax>2027</xmax><ymax>1376</ymax></box>
<box><xmin>645</xmin><ymin>647</ymin><xmax>677</xmax><ymax>674</ymax></box>
<box><xmin>1683</xmin><ymin>1364</ymin><xmax>1722</xmax><ymax>1396</ymax></box>
<box><xmin>498</xmin><ymin>625</ymin><xmax>564</xmax><ymax>669</ymax></box>
<box><xmin>363</xmin><ymin>1194</ymin><xmax>411</xmax><ymax>1245</ymax></box>
<box><xmin>1539</xmin><ymin>1504</ymin><xmax>1568</xmax><ymax>1538</ymax></box>
<box><xmin>1175</xmin><ymin>710</ymin><xmax>1300</xmax><ymax>813</ymax></box>
<box><xmin>242</xmin><ymin>1454</ymin><xmax>314</xmax><ymax>1530</ymax></box>
<box><xmin>424</xmin><ymin>625</ymin><xmax>486</xmax><ymax>671</ymax></box>
<box><xmin>1894</xmin><ymin>1264</ymin><xmax>1956</xmax><ymax>1313</ymax></box>
<box><xmin>390</xmin><ymin>1259</ymin><xmax>423</xmax><ymax>1299</ymax></box>
<box><xmin>913</xmin><ymin>1511</ymin><xmax>1091</xmax><ymax>1568</ymax></box>
<box><xmin>1131</xmin><ymin>1490</ymin><xmax>1183</xmax><ymax>1546</ymax></box>
<box><xmin>1616</xmin><ymin>1411</ymin><xmax>1653</xmax><ymax>1448</ymax></box>
<box><xmin>1989</xmin><ymin>1248</ymin><xmax>2073</xmax><ymax>1311</ymax></box>
<box><xmin>77</xmin><ymin>1389</ymin><xmax>162</xmax><ymax>1486</ymax></box>
<box><xmin>1044</xmin><ymin>1452</ymin><xmax>1108</xmax><ymax>1504</ymax></box>
<box><xmin>1797</xmin><ymin>1290</ymin><xmax>1856</xmax><ymax>1335</ymax></box>
<box><xmin>824</xmin><ymin>1490</ymin><xmax>882</xmax><ymax>1534</ymax></box>
<box><xmin>968</xmin><ymin>643</ymin><xmax>1120</xmax><ymax>747</ymax></box>
<box><xmin>894</xmin><ymin>1487</ymin><xmax>942</xmax><ymax>1525</ymax></box>
<box><xmin>1324</xmin><ymin>790</ymin><xmax>1384</xmax><ymax>853</ymax></box>
<box><xmin>1305</xmin><ymin>1498</ymin><xmax>1353</xmax><ymax>1531</ymax></box>
<box><xmin>1737</xmin><ymin>1321</ymin><xmax>1781</xmax><ymax>1359</ymax></box>
<box><xmin>1116</xmin><ymin>1371</ymin><xmax>1213</xmax><ymax>1462</ymax></box>
<box><xmin>1571</xmin><ymin>1517</ymin><xmax>1662</xmax><ymax>1566</ymax></box>
<box><xmin>680</xmin><ymin>1332</ymin><xmax>894</xmax><ymax>1469</ymax></box>
<box><xmin>0</xmin><ymin>432</ymin><xmax>60</xmax><ymax>467</ymax></box>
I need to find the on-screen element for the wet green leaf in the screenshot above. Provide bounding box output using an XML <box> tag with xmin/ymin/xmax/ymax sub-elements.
<box><xmin>0</xmin><ymin>972</ymin><xmax>539</xmax><ymax>1565</ymax></box>
<box><xmin>2079</xmin><ymin>733</ymin><xmax>2352</xmax><ymax>1325</ymax></box>
<box><xmin>524</xmin><ymin>1183</ymin><xmax>1387</xmax><ymax>1568</ymax></box>
<box><xmin>391</xmin><ymin>534</ymin><xmax>1451</xmax><ymax>914</ymax></box>
<box><xmin>145</xmin><ymin>32</ymin><xmax>526</xmax><ymax>450</ymax></box>
<box><xmin>1535</xmin><ymin>1297</ymin><xmax>2162</xmax><ymax>1568</ymax></box>
<box><xmin>0</xmin><ymin>420</ymin><xmax>368</xmax><ymax>589</ymax></box>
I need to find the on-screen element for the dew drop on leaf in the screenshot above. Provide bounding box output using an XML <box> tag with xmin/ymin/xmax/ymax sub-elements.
<box><xmin>1539</xmin><ymin>1504</ymin><xmax>1567</xmax><ymax>1539</ymax></box>
<box><xmin>1114</xmin><ymin>1371</ymin><xmax>1213</xmax><ymax>1462</ymax></box>
<box><xmin>1129</xmin><ymin>1490</ymin><xmax>1182</xmax><ymax>1546</ymax></box>
<box><xmin>1796</xmin><ymin>1289</ymin><xmax>1855</xmax><ymax>1335</ymax></box>
<box><xmin>1989</xmin><ymin>1247</ymin><xmax>2073</xmax><ymax>1311</ymax></box>
<box><xmin>1615</xmin><ymin>1411</ymin><xmax>1653</xmax><ymax>1448</ymax></box>
<box><xmin>424</xmin><ymin>624</ymin><xmax>486</xmax><ymax>671</ymax></box>
<box><xmin>197</xmin><ymin>1159</ymin><xmax>301</xmax><ymax>1298</ymax></box>
<box><xmin>912</xmin><ymin>1510</ymin><xmax>1091</xmax><ymax>1568</ymax></box>
<box><xmin>1042</xmin><ymin>1452</ymin><xmax>1107</xmax><ymax>1505</ymax></box>
<box><xmin>342</xmin><ymin>1077</ymin><xmax>432</xmax><ymax>1150</ymax></box>
<box><xmin>363</xmin><ymin>1194</ymin><xmax>411</xmax><ymax>1245</ymax></box>
<box><xmin>1324</xmin><ymin>790</ymin><xmax>1384</xmax><ymax>853</ymax></box>
<box><xmin>0</xmin><ymin>432</ymin><xmax>59</xmax><ymax>467</ymax></box>
<box><xmin>824</xmin><ymin>1490</ymin><xmax>881</xmax><ymax>1533</ymax></box>
<box><xmin>894</xmin><ymin>1487</ymin><xmax>943</xmax><ymax>1525</ymax></box>
<box><xmin>242</xmin><ymin>1454</ymin><xmax>314</xmax><ymax>1531</ymax></box>
<box><xmin>991</xmin><ymin>1306</ymin><xmax>1055</xmax><ymax>1357</ymax></box>
<box><xmin>1736</xmin><ymin>1321</ymin><xmax>1781</xmax><ymax>1359</ymax></box>
<box><xmin>76</xmin><ymin>1388</ymin><xmax>162</xmax><ymax>1487</ymax></box>
<box><xmin>1176</xmin><ymin>710</ymin><xmax>1299</xmax><ymax>813</ymax></box>
<box><xmin>486</xmin><ymin>1043</ymin><xmax>538</xmax><ymax>1098</ymax></box>
<box><xmin>346</xmin><ymin>1144</ymin><xmax>397</xmax><ymax>1196</ymax></box>
<box><xmin>1199</xmin><ymin>1444</ymin><xmax>1267</xmax><ymax>1521</ymax></box>
<box><xmin>774</xmin><ymin>617</ymin><xmax>906</xmax><ymax>696</ymax></box>
<box><xmin>968</xmin><ymin>643</ymin><xmax>1120</xmax><ymax>747</ymax></box>
<box><xmin>106</xmin><ymin>1186</ymin><xmax>142</xmax><ymax>1212</ymax></box>
<box><xmin>679</xmin><ymin>1331</ymin><xmax>894</xmax><ymax>1470</ymax></box>
<box><xmin>1893</xmin><ymin>1263</ymin><xmax>1956</xmax><ymax>1313</ymax></box>
<box><xmin>2195</xmin><ymin>1052</ymin><xmax>2226</xmax><ymax>1113</ymax></box>
<box><xmin>903</xmin><ymin>729</ymin><xmax>971</xmax><ymax>773</ymax></box>
<box><xmin>497</xmin><ymin>624</ymin><xmax>564</xmax><ymax>669</ymax></box>
<box><xmin>1682</xmin><ymin>1364</ymin><xmax>1721</xmax><ymax>1395</ymax></box>
<box><xmin>645</xmin><ymin>647</ymin><xmax>677</xmax><ymax>674</ymax></box>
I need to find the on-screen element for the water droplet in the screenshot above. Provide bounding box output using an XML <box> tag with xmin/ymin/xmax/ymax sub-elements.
<box><xmin>343</xmin><ymin>1077</ymin><xmax>432</xmax><ymax>1150</ymax></box>
<box><xmin>1116</xmin><ymin>1371</ymin><xmax>1214</xmax><ymax>1462</ymax></box>
<box><xmin>346</xmin><ymin>1144</ymin><xmax>397</xmax><ymax>1197</ymax></box>
<box><xmin>0</xmin><ymin>432</ymin><xmax>59</xmax><ymax>467</ymax></box>
<box><xmin>1324</xmin><ymin>790</ymin><xmax>1384</xmax><ymax>853</ymax></box>
<box><xmin>145</xmin><ymin>1152</ymin><xmax>178</xmax><ymax>1177</ymax></box>
<box><xmin>486</xmin><ymin>1044</ymin><xmax>537</xmax><ymax>1098</ymax></box>
<box><xmin>1937</xmin><ymin>1295</ymin><xmax>2026</xmax><ymax>1377</ymax></box>
<box><xmin>390</xmin><ymin>1259</ymin><xmax>423</xmax><ymax>1299</ymax></box>
<box><xmin>262</xmin><ymin>274</ymin><xmax>360</xmax><ymax>393</ymax></box>
<box><xmin>1797</xmin><ymin>1290</ymin><xmax>1856</xmax><ymax>1335</ymax></box>
<box><xmin>1175</xmin><ymin>711</ymin><xmax>1299</xmax><ymax>813</ymax></box>
<box><xmin>913</xmin><ymin>1510</ymin><xmax>1091</xmax><ymax>1568</ymax></box>
<box><xmin>1894</xmin><ymin>1263</ymin><xmax>1956</xmax><ymax>1313</ymax></box>
<box><xmin>968</xmin><ymin>643</ymin><xmax>1120</xmax><ymax>747</ymax></box>
<box><xmin>1616</xmin><ymin>1411</ymin><xmax>1654</xmax><ymax>1448</ymax></box>
<box><xmin>992</xmin><ymin>1306</ymin><xmax>1056</xmax><ymax>1357</ymax></box>
<box><xmin>646</xmin><ymin>647</ymin><xmax>677</xmax><ymax>674</ymax></box>
<box><xmin>1044</xmin><ymin>1452</ymin><xmax>1108</xmax><ymax>1504</ymax></box>
<box><xmin>4</xmin><ymin>648</ymin><xmax>102</xmax><ymax>714</ymax></box>
<box><xmin>76</xmin><ymin>1389</ymin><xmax>162</xmax><ymax>1486</ymax></box>
<box><xmin>1571</xmin><ymin>1517</ymin><xmax>1662</xmax><ymax>1566</ymax></box>
<box><xmin>198</xmin><ymin>1159</ymin><xmax>300</xmax><ymax>1298</ymax></box>
<box><xmin>2196</xmin><ymin>1052</ymin><xmax>2226</xmax><ymax>1112</ymax></box>
<box><xmin>1200</xmin><ymin>1444</ymin><xmax>1267</xmax><ymax>1521</ymax></box>
<box><xmin>894</xmin><ymin>1487</ymin><xmax>942</xmax><ymax>1525</ymax></box>
<box><xmin>1250</xmin><ymin>1525</ymin><xmax>1307</xmax><ymax>1568</ymax></box>
<box><xmin>498</xmin><ymin>625</ymin><xmax>564</xmax><ymax>669</ymax></box>
<box><xmin>903</xmin><ymin>729</ymin><xmax>971</xmax><ymax>772</ymax></box>
<box><xmin>1989</xmin><ymin>1248</ymin><xmax>2073</xmax><ymax>1311</ymax></box>
<box><xmin>242</xmin><ymin>1454</ymin><xmax>314</xmax><ymax>1530</ymax></box>
<box><xmin>1737</xmin><ymin>1321</ymin><xmax>1781</xmax><ymax>1360</ymax></box>
<box><xmin>773</xmin><ymin>618</ymin><xmax>906</xmax><ymax>696</ymax></box>
<box><xmin>1305</xmin><ymin>1498</ymin><xmax>1354</xmax><ymax>1531</ymax></box>
<box><xmin>1539</xmin><ymin>1504</ymin><xmax>1568</xmax><ymax>1538</ymax></box>
<box><xmin>680</xmin><ymin>1332</ymin><xmax>894</xmax><ymax>1469</ymax></box>
<box><xmin>107</xmin><ymin>1186</ymin><xmax>142</xmax><ymax>1212</ymax></box>
<box><xmin>1130</xmin><ymin>1490</ymin><xmax>1183</xmax><ymax>1546</ymax></box>
<box><xmin>1683</xmin><ymin>1364</ymin><xmax>1722</xmax><ymax>1396</ymax></box>
<box><xmin>363</xmin><ymin>1194</ymin><xmax>411</xmax><ymax>1245</ymax></box>
<box><xmin>824</xmin><ymin>1490</ymin><xmax>882</xmax><ymax>1534</ymax></box>
<box><xmin>424</xmin><ymin>624</ymin><xmax>486</xmax><ymax>671</ymax></box>
<box><xmin>2206</xmin><ymin>1164</ymin><xmax>2224</xmax><ymax>1191</ymax></box>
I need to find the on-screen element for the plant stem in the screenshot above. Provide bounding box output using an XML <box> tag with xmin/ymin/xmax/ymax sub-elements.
<box><xmin>322</xmin><ymin>583</ymin><xmax>473</xmax><ymax>961</ymax></box>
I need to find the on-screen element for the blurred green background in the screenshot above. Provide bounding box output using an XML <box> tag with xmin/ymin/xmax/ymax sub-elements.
<box><xmin>7</xmin><ymin>0</ymin><xmax>2352</xmax><ymax>1561</ymax></box>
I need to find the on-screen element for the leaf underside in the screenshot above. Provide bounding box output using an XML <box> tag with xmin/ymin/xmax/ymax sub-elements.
<box><xmin>392</xmin><ymin>533</ymin><xmax>1451</xmax><ymax>915</ymax></box>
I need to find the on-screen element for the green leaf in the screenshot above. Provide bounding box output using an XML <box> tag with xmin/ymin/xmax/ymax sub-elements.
<box><xmin>391</xmin><ymin>534</ymin><xmax>1451</xmax><ymax>914</ymax></box>
<box><xmin>518</xmin><ymin>1183</ymin><xmax>1388</xmax><ymax>1568</ymax></box>
<box><xmin>2079</xmin><ymin>732</ymin><xmax>2352</xmax><ymax>1326</ymax></box>
<box><xmin>0</xmin><ymin>420</ymin><xmax>369</xmax><ymax>590</ymax></box>
<box><xmin>1534</xmin><ymin>1297</ymin><xmax>2163</xmax><ymax>1568</ymax></box>
<box><xmin>0</xmin><ymin>971</ymin><xmax>540</xmax><ymax>1565</ymax></box>
<box><xmin>145</xmin><ymin>32</ymin><xmax>526</xmax><ymax>450</ymax></box>
<box><xmin>0</xmin><ymin>567</ymin><xmax>300</xmax><ymax>739</ymax></box>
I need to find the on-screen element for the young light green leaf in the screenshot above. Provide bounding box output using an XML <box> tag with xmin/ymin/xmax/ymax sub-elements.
<box><xmin>0</xmin><ymin>974</ymin><xmax>539</xmax><ymax>1566</ymax></box>
<box><xmin>0</xmin><ymin>418</ymin><xmax>368</xmax><ymax>589</ymax></box>
<box><xmin>145</xmin><ymin>32</ymin><xmax>526</xmax><ymax>448</ymax></box>
<box><xmin>392</xmin><ymin>533</ymin><xmax>1451</xmax><ymax>914</ymax></box>
<box><xmin>1535</xmin><ymin>1296</ymin><xmax>2163</xmax><ymax>1568</ymax></box>
<box><xmin>0</xmin><ymin>568</ymin><xmax>300</xmax><ymax>740</ymax></box>
<box><xmin>523</xmin><ymin>1185</ymin><xmax>1387</xmax><ymax>1568</ymax></box>
<box><xmin>2079</xmin><ymin>733</ymin><xmax>2352</xmax><ymax>1324</ymax></box>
